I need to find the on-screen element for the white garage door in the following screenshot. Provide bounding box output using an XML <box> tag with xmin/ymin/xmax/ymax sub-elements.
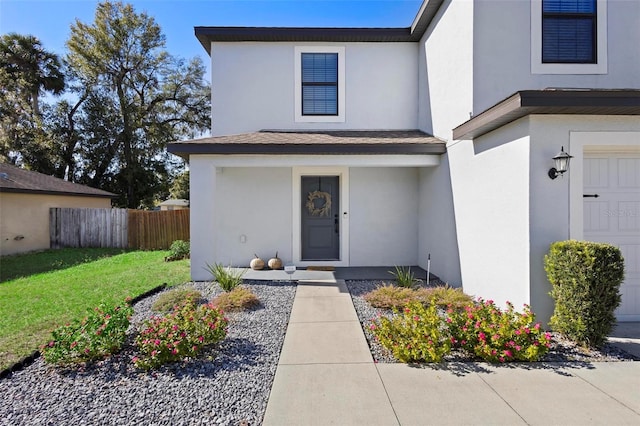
<box><xmin>584</xmin><ymin>151</ymin><xmax>640</xmax><ymax>321</ymax></box>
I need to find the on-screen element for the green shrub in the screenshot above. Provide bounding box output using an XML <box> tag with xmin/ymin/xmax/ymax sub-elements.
<box><xmin>134</xmin><ymin>300</ymin><xmax>228</xmax><ymax>370</ymax></box>
<box><xmin>205</xmin><ymin>263</ymin><xmax>245</xmax><ymax>292</ymax></box>
<box><xmin>152</xmin><ymin>287</ymin><xmax>202</xmax><ymax>312</ymax></box>
<box><xmin>42</xmin><ymin>301</ymin><xmax>133</xmax><ymax>365</ymax></box>
<box><xmin>390</xmin><ymin>266</ymin><xmax>418</xmax><ymax>288</ymax></box>
<box><xmin>371</xmin><ymin>301</ymin><xmax>452</xmax><ymax>362</ymax></box>
<box><xmin>545</xmin><ymin>240</ymin><xmax>624</xmax><ymax>347</ymax></box>
<box><xmin>211</xmin><ymin>286</ymin><xmax>259</xmax><ymax>311</ymax></box>
<box><xmin>447</xmin><ymin>299</ymin><xmax>552</xmax><ymax>362</ymax></box>
<box><xmin>166</xmin><ymin>240</ymin><xmax>190</xmax><ymax>261</ymax></box>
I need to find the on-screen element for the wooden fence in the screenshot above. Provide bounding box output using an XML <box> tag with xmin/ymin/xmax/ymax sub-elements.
<box><xmin>128</xmin><ymin>209</ymin><xmax>190</xmax><ymax>250</ymax></box>
<box><xmin>50</xmin><ymin>208</ymin><xmax>189</xmax><ymax>250</ymax></box>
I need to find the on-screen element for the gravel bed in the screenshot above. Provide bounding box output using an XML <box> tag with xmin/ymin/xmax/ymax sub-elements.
<box><xmin>0</xmin><ymin>280</ymin><xmax>296</xmax><ymax>426</ymax></box>
<box><xmin>347</xmin><ymin>280</ymin><xmax>638</xmax><ymax>363</ymax></box>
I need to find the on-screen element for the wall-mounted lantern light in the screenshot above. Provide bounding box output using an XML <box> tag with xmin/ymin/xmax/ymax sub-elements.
<box><xmin>548</xmin><ymin>146</ymin><xmax>573</xmax><ymax>180</ymax></box>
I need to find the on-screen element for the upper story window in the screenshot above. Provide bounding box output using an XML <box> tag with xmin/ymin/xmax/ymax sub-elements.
<box><xmin>542</xmin><ymin>0</ymin><xmax>596</xmax><ymax>63</ymax></box>
<box><xmin>531</xmin><ymin>0</ymin><xmax>607</xmax><ymax>74</ymax></box>
<box><xmin>294</xmin><ymin>46</ymin><xmax>345</xmax><ymax>123</ymax></box>
<box><xmin>302</xmin><ymin>53</ymin><xmax>338</xmax><ymax>115</ymax></box>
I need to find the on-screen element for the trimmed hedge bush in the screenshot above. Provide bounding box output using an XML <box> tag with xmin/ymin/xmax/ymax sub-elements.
<box><xmin>544</xmin><ymin>240</ymin><xmax>624</xmax><ymax>347</ymax></box>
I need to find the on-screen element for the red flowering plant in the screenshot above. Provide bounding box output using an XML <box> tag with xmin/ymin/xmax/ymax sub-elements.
<box><xmin>447</xmin><ymin>299</ymin><xmax>552</xmax><ymax>362</ymax></box>
<box><xmin>371</xmin><ymin>301</ymin><xmax>452</xmax><ymax>362</ymax></box>
<box><xmin>41</xmin><ymin>301</ymin><xmax>134</xmax><ymax>365</ymax></box>
<box><xmin>133</xmin><ymin>300</ymin><xmax>228</xmax><ymax>370</ymax></box>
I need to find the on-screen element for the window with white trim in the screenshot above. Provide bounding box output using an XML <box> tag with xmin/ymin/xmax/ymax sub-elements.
<box><xmin>294</xmin><ymin>46</ymin><xmax>345</xmax><ymax>123</ymax></box>
<box><xmin>531</xmin><ymin>0</ymin><xmax>607</xmax><ymax>74</ymax></box>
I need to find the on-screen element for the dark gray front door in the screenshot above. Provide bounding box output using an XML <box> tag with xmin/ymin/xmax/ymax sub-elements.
<box><xmin>301</xmin><ymin>176</ymin><xmax>339</xmax><ymax>260</ymax></box>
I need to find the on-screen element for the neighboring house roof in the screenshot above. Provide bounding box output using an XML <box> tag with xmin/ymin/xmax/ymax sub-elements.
<box><xmin>195</xmin><ymin>0</ymin><xmax>444</xmax><ymax>53</ymax></box>
<box><xmin>159</xmin><ymin>199</ymin><xmax>189</xmax><ymax>207</ymax></box>
<box><xmin>453</xmin><ymin>89</ymin><xmax>640</xmax><ymax>140</ymax></box>
<box><xmin>0</xmin><ymin>163</ymin><xmax>116</xmax><ymax>198</ymax></box>
<box><xmin>168</xmin><ymin>130</ymin><xmax>447</xmax><ymax>158</ymax></box>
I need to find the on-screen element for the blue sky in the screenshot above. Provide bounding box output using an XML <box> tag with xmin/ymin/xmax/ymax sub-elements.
<box><xmin>0</xmin><ymin>0</ymin><xmax>423</xmax><ymax>72</ymax></box>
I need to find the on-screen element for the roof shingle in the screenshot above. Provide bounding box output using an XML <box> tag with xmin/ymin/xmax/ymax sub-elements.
<box><xmin>168</xmin><ymin>130</ymin><xmax>446</xmax><ymax>158</ymax></box>
<box><xmin>0</xmin><ymin>163</ymin><xmax>116</xmax><ymax>198</ymax></box>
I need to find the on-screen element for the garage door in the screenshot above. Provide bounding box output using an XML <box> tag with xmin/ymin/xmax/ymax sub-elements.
<box><xmin>583</xmin><ymin>151</ymin><xmax>640</xmax><ymax>321</ymax></box>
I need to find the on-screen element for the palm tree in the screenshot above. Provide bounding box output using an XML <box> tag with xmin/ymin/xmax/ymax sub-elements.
<box><xmin>0</xmin><ymin>33</ymin><xmax>65</xmax><ymax>116</ymax></box>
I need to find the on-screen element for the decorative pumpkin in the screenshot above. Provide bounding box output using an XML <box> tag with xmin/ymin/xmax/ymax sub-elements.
<box><xmin>250</xmin><ymin>254</ymin><xmax>265</xmax><ymax>270</ymax></box>
<box><xmin>268</xmin><ymin>252</ymin><xmax>283</xmax><ymax>270</ymax></box>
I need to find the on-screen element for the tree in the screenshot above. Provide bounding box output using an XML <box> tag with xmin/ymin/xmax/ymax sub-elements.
<box><xmin>66</xmin><ymin>1</ymin><xmax>209</xmax><ymax>208</ymax></box>
<box><xmin>170</xmin><ymin>170</ymin><xmax>190</xmax><ymax>200</ymax></box>
<box><xmin>0</xmin><ymin>33</ymin><xmax>65</xmax><ymax>167</ymax></box>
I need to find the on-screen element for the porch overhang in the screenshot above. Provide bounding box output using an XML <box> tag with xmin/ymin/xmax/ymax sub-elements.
<box><xmin>453</xmin><ymin>89</ymin><xmax>640</xmax><ymax>140</ymax></box>
<box><xmin>168</xmin><ymin>130</ymin><xmax>447</xmax><ymax>164</ymax></box>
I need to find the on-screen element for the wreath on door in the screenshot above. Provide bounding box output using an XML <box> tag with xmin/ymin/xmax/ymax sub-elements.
<box><xmin>306</xmin><ymin>190</ymin><xmax>332</xmax><ymax>217</ymax></box>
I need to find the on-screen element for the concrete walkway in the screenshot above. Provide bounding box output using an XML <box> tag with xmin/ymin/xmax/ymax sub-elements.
<box><xmin>263</xmin><ymin>280</ymin><xmax>640</xmax><ymax>425</ymax></box>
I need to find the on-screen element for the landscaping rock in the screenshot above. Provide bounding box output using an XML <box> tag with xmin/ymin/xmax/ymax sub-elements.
<box><xmin>0</xmin><ymin>280</ymin><xmax>295</xmax><ymax>426</ymax></box>
<box><xmin>346</xmin><ymin>280</ymin><xmax>637</xmax><ymax>363</ymax></box>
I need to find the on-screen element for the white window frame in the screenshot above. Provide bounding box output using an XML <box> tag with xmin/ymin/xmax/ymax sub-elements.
<box><xmin>294</xmin><ymin>46</ymin><xmax>346</xmax><ymax>123</ymax></box>
<box><xmin>531</xmin><ymin>0</ymin><xmax>608</xmax><ymax>74</ymax></box>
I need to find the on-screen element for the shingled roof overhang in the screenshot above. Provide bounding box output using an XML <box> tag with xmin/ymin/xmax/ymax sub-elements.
<box><xmin>0</xmin><ymin>163</ymin><xmax>116</xmax><ymax>198</ymax></box>
<box><xmin>194</xmin><ymin>0</ymin><xmax>445</xmax><ymax>53</ymax></box>
<box><xmin>168</xmin><ymin>130</ymin><xmax>446</xmax><ymax>158</ymax></box>
<box><xmin>453</xmin><ymin>89</ymin><xmax>640</xmax><ymax>140</ymax></box>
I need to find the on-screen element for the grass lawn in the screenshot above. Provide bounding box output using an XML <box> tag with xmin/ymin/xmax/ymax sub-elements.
<box><xmin>0</xmin><ymin>249</ymin><xmax>190</xmax><ymax>371</ymax></box>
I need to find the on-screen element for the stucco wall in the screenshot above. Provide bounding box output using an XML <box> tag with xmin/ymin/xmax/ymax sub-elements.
<box><xmin>210</xmin><ymin>42</ymin><xmax>418</xmax><ymax>135</ymax></box>
<box><xmin>418</xmin><ymin>153</ymin><xmax>462</xmax><ymax>286</ymax></box>
<box><xmin>527</xmin><ymin>115</ymin><xmax>640</xmax><ymax>323</ymax></box>
<box><xmin>449</xmin><ymin>115</ymin><xmax>640</xmax><ymax>324</ymax></box>
<box><xmin>418</xmin><ymin>0</ymin><xmax>474</xmax><ymax>139</ymax></box>
<box><xmin>216</xmin><ymin>167</ymin><xmax>292</xmax><ymax>267</ymax></box>
<box><xmin>190</xmin><ymin>156</ymin><xmax>217</xmax><ymax>281</ymax></box>
<box><xmin>448</xmin><ymin>118</ymin><xmax>532</xmax><ymax>310</ymax></box>
<box><xmin>349</xmin><ymin>167</ymin><xmax>420</xmax><ymax>266</ymax></box>
<box><xmin>472</xmin><ymin>0</ymin><xmax>640</xmax><ymax>115</ymax></box>
<box><xmin>0</xmin><ymin>193</ymin><xmax>111</xmax><ymax>256</ymax></box>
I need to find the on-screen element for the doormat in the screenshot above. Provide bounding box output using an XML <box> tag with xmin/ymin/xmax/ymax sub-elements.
<box><xmin>306</xmin><ymin>266</ymin><xmax>335</xmax><ymax>271</ymax></box>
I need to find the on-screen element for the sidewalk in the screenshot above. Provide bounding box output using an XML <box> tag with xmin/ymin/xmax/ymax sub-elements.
<box><xmin>263</xmin><ymin>280</ymin><xmax>640</xmax><ymax>425</ymax></box>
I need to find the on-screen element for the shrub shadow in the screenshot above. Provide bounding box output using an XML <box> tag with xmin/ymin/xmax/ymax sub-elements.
<box><xmin>405</xmin><ymin>360</ymin><xmax>596</xmax><ymax>377</ymax></box>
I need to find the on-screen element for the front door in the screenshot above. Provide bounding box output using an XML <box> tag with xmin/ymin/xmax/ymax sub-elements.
<box><xmin>301</xmin><ymin>176</ymin><xmax>340</xmax><ymax>260</ymax></box>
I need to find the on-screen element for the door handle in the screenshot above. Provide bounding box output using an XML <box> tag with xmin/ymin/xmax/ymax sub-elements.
<box><xmin>334</xmin><ymin>214</ymin><xmax>339</xmax><ymax>234</ymax></box>
<box><xmin>583</xmin><ymin>194</ymin><xmax>600</xmax><ymax>198</ymax></box>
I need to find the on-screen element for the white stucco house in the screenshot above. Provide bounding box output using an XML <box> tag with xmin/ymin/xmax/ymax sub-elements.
<box><xmin>168</xmin><ymin>0</ymin><xmax>640</xmax><ymax>323</ymax></box>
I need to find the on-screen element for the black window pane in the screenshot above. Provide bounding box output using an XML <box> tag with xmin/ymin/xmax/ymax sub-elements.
<box><xmin>542</xmin><ymin>0</ymin><xmax>596</xmax><ymax>64</ymax></box>
<box><xmin>303</xmin><ymin>86</ymin><xmax>338</xmax><ymax>115</ymax></box>
<box><xmin>301</xmin><ymin>52</ymin><xmax>338</xmax><ymax>115</ymax></box>
<box><xmin>543</xmin><ymin>18</ymin><xmax>595</xmax><ymax>62</ymax></box>
<box><xmin>302</xmin><ymin>53</ymin><xmax>337</xmax><ymax>83</ymax></box>
<box><xmin>543</xmin><ymin>0</ymin><xmax>595</xmax><ymax>13</ymax></box>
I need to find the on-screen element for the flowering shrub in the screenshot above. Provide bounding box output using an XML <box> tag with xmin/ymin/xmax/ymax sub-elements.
<box><xmin>134</xmin><ymin>300</ymin><xmax>228</xmax><ymax>370</ymax></box>
<box><xmin>448</xmin><ymin>299</ymin><xmax>552</xmax><ymax>362</ymax></box>
<box><xmin>42</xmin><ymin>301</ymin><xmax>133</xmax><ymax>365</ymax></box>
<box><xmin>371</xmin><ymin>301</ymin><xmax>452</xmax><ymax>362</ymax></box>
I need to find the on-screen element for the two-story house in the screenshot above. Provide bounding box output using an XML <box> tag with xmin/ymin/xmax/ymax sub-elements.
<box><xmin>168</xmin><ymin>0</ymin><xmax>640</xmax><ymax>323</ymax></box>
